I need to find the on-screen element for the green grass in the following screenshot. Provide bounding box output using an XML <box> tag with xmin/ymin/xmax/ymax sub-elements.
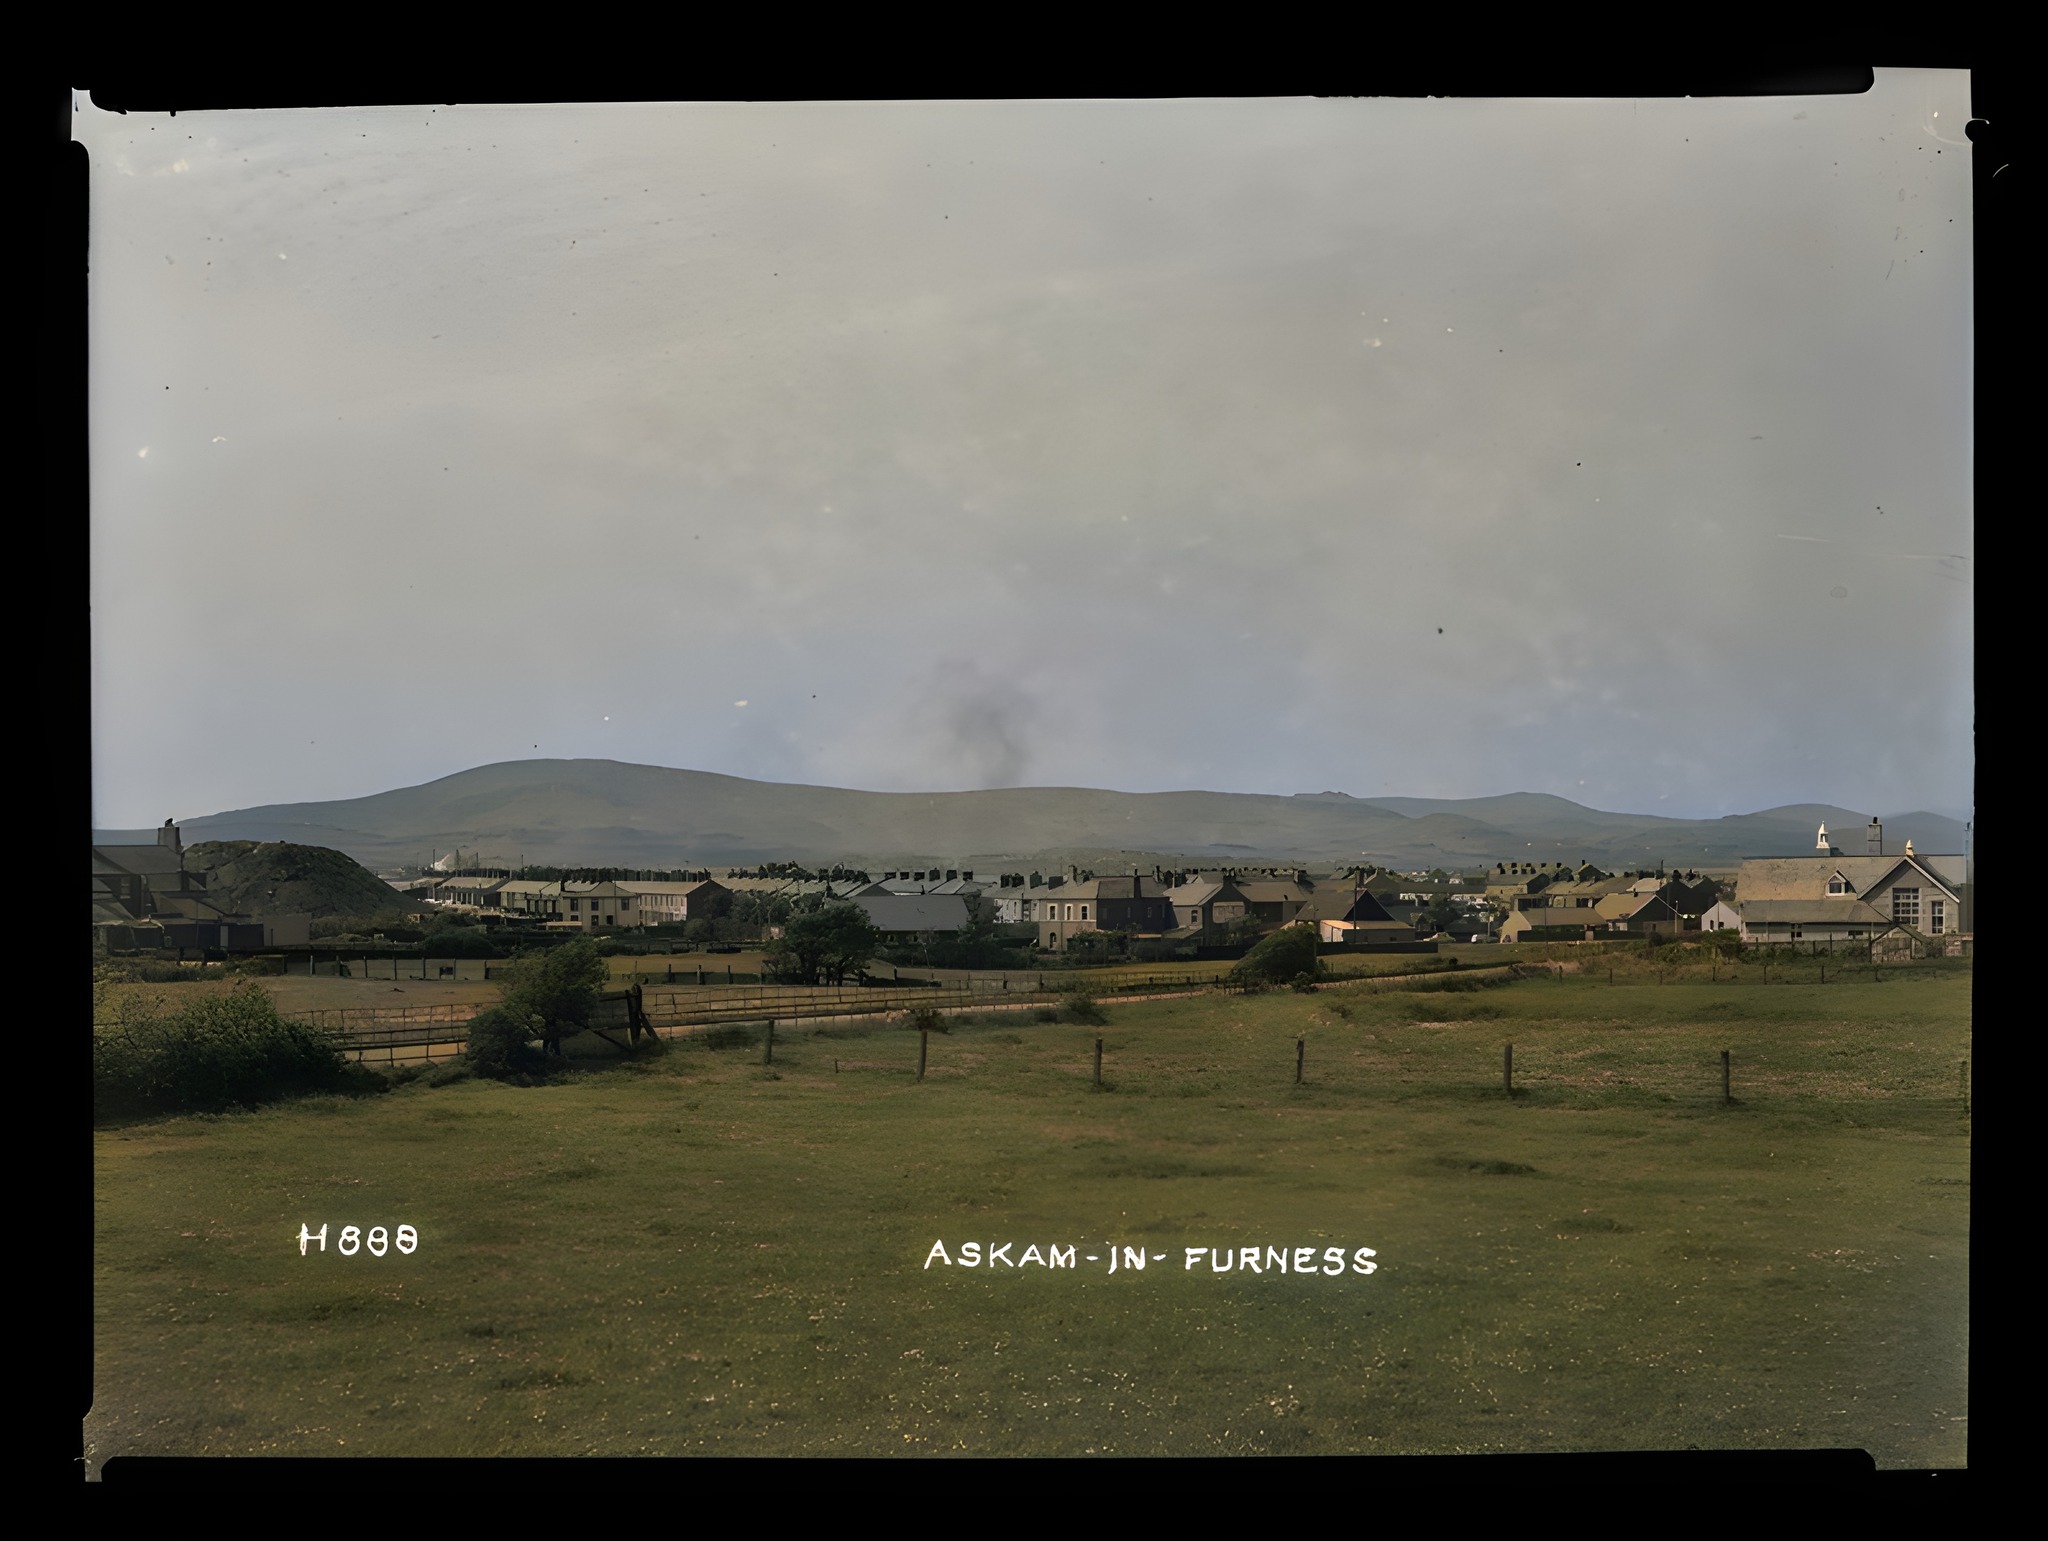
<box><xmin>91</xmin><ymin>970</ymin><xmax>1970</xmax><ymax>1463</ymax></box>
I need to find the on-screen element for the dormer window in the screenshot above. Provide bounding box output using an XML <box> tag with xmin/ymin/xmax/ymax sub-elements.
<box><xmin>1826</xmin><ymin>873</ymin><xmax>1851</xmax><ymax>896</ymax></box>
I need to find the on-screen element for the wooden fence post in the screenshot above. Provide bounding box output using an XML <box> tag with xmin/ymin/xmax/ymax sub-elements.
<box><xmin>1503</xmin><ymin>1043</ymin><xmax>1514</xmax><ymax>1096</ymax></box>
<box><xmin>1722</xmin><ymin>1049</ymin><xmax>1732</xmax><ymax>1105</ymax></box>
<box><xmin>764</xmin><ymin>1018</ymin><xmax>775</xmax><ymax>1066</ymax></box>
<box><xmin>1295</xmin><ymin>1037</ymin><xmax>1305</xmax><ymax>1085</ymax></box>
<box><xmin>1093</xmin><ymin>1037</ymin><xmax>1103</xmax><ymax>1088</ymax></box>
<box><xmin>918</xmin><ymin>1028</ymin><xmax>928</xmax><ymax>1082</ymax></box>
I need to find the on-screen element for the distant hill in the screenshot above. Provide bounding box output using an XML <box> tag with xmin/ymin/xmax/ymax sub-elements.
<box><xmin>95</xmin><ymin>760</ymin><xmax>1970</xmax><ymax>872</ymax></box>
<box><xmin>180</xmin><ymin>841</ymin><xmax>410</xmax><ymax>919</ymax></box>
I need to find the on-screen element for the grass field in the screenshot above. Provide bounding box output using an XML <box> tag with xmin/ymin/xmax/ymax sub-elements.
<box><xmin>89</xmin><ymin>965</ymin><xmax>1969</xmax><ymax>1465</ymax></box>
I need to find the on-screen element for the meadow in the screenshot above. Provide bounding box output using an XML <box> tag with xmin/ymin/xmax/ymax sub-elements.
<box><xmin>89</xmin><ymin>965</ymin><xmax>1970</xmax><ymax>1466</ymax></box>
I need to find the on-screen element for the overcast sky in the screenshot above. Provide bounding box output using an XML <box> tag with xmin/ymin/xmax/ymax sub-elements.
<box><xmin>83</xmin><ymin>78</ymin><xmax>1973</xmax><ymax>830</ymax></box>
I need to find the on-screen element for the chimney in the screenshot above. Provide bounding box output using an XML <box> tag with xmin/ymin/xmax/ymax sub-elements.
<box><xmin>1867</xmin><ymin>817</ymin><xmax>1883</xmax><ymax>856</ymax></box>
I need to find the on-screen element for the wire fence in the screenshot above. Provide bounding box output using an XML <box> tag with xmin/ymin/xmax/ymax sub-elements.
<box><xmin>330</xmin><ymin>962</ymin><xmax>1516</xmax><ymax>1063</ymax></box>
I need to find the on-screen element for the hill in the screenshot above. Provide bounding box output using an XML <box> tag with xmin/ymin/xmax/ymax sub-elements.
<box><xmin>180</xmin><ymin>841</ymin><xmax>411</xmax><ymax>919</ymax></box>
<box><xmin>96</xmin><ymin>761</ymin><xmax>1970</xmax><ymax>872</ymax></box>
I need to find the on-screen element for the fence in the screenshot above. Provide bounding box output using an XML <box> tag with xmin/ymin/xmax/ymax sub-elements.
<box><xmin>328</xmin><ymin>961</ymin><xmax>1507</xmax><ymax>1064</ymax></box>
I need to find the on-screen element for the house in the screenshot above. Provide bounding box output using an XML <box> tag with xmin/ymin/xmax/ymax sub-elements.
<box><xmin>615</xmin><ymin>879</ymin><xmax>731</xmax><ymax>925</ymax></box>
<box><xmin>1484</xmin><ymin>862</ymin><xmax>1574</xmax><ymax>905</ymax></box>
<box><xmin>1723</xmin><ymin>823</ymin><xmax>1969</xmax><ymax>945</ymax></box>
<box><xmin>493</xmin><ymin>879</ymin><xmax>557</xmax><ymax>916</ymax></box>
<box><xmin>440</xmin><ymin>875</ymin><xmax>508</xmax><ymax>909</ymax></box>
<box><xmin>1499</xmin><ymin>909</ymin><xmax>1589</xmax><ymax>943</ymax></box>
<box><xmin>1082</xmin><ymin>875</ymin><xmax>1179</xmax><ymax>935</ymax></box>
<box><xmin>1160</xmin><ymin>876</ymin><xmax>1253</xmax><ymax>939</ymax></box>
<box><xmin>1301</xmin><ymin>885</ymin><xmax>1415</xmax><ymax>944</ymax></box>
<box><xmin>92</xmin><ymin>820</ymin><xmax>218</xmax><ymax>922</ymax></box>
<box><xmin>1025</xmin><ymin>875</ymin><xmax>1178</xmax><ymax>952</ymax></box>
<box><xmin>529</xmin><ymin>880</ymin><xmax>645</xmax><ymax>930</ymax></box>
<box><xmin>1512</xmin><ymin>874</ymin><xmax>1633</xmax><ymax>914</ymax></box>
<box><xmin>1700</xmin><ymin>899</ymin><xmax>1743</xmax><ymax>933</ymax></box>
<box><xmin>1232</xmin><ymin>875</ymin><xmax>1317</xmax><ymax>927</ymax></box>
<box><xmin>93</xmin><ymin>824</ymin><xmax>315</xmax><ymax>951</ymax></box>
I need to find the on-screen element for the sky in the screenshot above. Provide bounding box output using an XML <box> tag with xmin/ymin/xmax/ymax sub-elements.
<box><xmin>83</xmin><ymin>80</ymin><xmax>1974</xmax><ymax>829</ymax></box>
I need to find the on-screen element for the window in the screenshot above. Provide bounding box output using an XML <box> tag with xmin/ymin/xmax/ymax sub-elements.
<box><xmin>1080</xmin><ymin>906</ymin><xmax>1090</xmax><ymax>921</ymax></box>
<box><xmin>1827</xmin><ymin>874</ymin><xmax>1851</xmax><ymax>895</ymax></box>
<box><xmin>569</xmin><ymin>899</ymin><xmax>580</xmax><ymax>912</ymax></box>
<box><xmin>1891</xmin><ymin>887</ymin><xmax>1920</xmax><ymax>926</ymax></box>
<box><xmin>1790</xmin><ymin>925</ymin><xmax>1803</xmax><ymax>941</ymax></box>
<box><xmin>1064</xmin><ymin>905</ymin><xmax>1074</xmax><ymax>921</ymax></box>
<box><xmin>1929</xmin><ymin>898</ymin><xmax>1946</xmax><ymax>933</ymax></box>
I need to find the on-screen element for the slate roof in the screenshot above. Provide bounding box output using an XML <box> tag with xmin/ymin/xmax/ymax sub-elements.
<box><xmin>1734</xmin><ymin>854</ymin><xmax>1965</xmax><ymax>902</ymax></box>
<box><xmin>847</xmin><ymin>894</ymin><xmax>972</xmax><ymax>933</ymax></box>
<box><xmin>1298</xmin><ymin>887</ymin><xmax>1400</xmax><ymax>925</ymax></box>
<box><xmin>94</xmin><ymin>844</ymin><xmax>187</xmax><ymax>878</ymax></box>
<box><xmin>1737</xmin><ymin>899</ymin><xmax>1894</xmax><ymax>925</ymax></box>
<box><xmin>1087</xmin><ymin>876</ymin><xmax>1173</xmax><ymax>901</ymax></box>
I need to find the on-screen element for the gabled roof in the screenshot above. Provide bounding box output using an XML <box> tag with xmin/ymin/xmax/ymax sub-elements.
<box><xmin>1232</xmin><ymin>879</ymin><xmax>1314</xmax><ymax>904</ymax></box>
<box><xmin>1735</xmin><ymin>854</ymin><xmax>1964</xmax><ymax>903</ymax></box>
<box><xmin>1299</xmin><ymin>887</ymin><xmax>1399</xmax><ymax>924</ymax></box>
<box><xmin>614</xmin><ymin>880</ymin><xmax>722</xmax><ymax>896</ymax></box>
<box><xmin>1088</xmin><ymin>876</ymin><xmax>1173</xmax><ymax>902</ymax></box>
<box><xmin>93</xmin><ymin>844</ymin><xmax>187</xmax><ymax>877</ymax></box>
<box><xmin>1163</xmin><ymin>878</ymin><xmax>1249</xmax><ymax>906</ymax></box>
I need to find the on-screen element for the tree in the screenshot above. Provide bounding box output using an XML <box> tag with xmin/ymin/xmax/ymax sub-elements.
<box><xmin>1220</xmin><ymin>913</ymin><xmax>1267</xmax><ymax>948</ymax></box>
<box><xmin>483</xmin><ymin>937</ymin><xmax>609</xmax><ymax>1062</ymax></box>
<box><xmin>731</xmin><ymin>892</ymin><xmax>794</xmax><ymax>931</ymax></box>
<box><xmin>766</xmin><ymin>904</ymin><xmax>883</xmax><ymax>986</ymax></box>
<box><xmin>1229</xmin><ymin>923</ymin><xmax>1322</xmax><ymax>989</ymax></box>
<box><xmin>959</xmin><ymin>893</ymin><xmax>997</xmax><ymax>945</ymax></box>
<box><xmin>1417</xmin><ymin>895</ymin><xmax>1467</xmax><ymax>935</ymax></box>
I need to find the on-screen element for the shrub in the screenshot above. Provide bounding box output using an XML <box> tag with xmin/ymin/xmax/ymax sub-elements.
<box><xmin>907</xmin><ymin>1005</ymin><xmax>949</xmax><ymax>1035</ymax></box>
<box><xmin>93</xmin><ymin>982</ymin><xmax>376</xmax><ymax>1122</ymax></box>
<box><xmin>1288</xmin><ymin>971</ymin><xmax>1320</xmax><ymax>994</ymax></box>
<box><xmin>463</xmin><ymin>1005</ymin><xmax>550</xmax><ymax>1080</ymax></box>
<box><xmin>494</xmin><ymin>938</ymin><xmax>609</xmax><ymax>1056</ymax></box>
<box><xmin>1058</xmin><ymin>987</ymin><xmax>1107</xmax><ymax>1025</ymax></box>
<box><xmin>1230</xmin><ymin>924</ymin><xmax>1323</xmax><ymax>989</ymax></box>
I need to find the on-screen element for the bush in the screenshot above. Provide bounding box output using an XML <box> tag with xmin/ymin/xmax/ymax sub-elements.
<box><xmin>462</xmin><ymin>1005</ymin><xmax>550</xmax><ymax>1080</ymax></box>
<box><xmin>457</xmin><ymin>937</ymin><xmax>611</xmax><ymax>1081</ymax></box>
<box><xmin>1058</xmin><ymin>987</ymin><xmax>1107</xmax><ymax>1025</ymax></box>
<box><xmin>1230</xmin><ymin>924</ymin><xmax>1323</xmax><ymax>989</ymax></box>
<box><xmin>907</xmin><ymin>1005</ymin><xmax>949</xmax><ymax>1035</ymax></box>
<box><xmin>94</xmin><ymin>982</ymin><xmax>376</xmax><ymax>1122</ymax></box>
<box><xmin>1288</xmin><ymin>971</ymin><xmax>1320</xmax><ymax>994</ymax></box>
